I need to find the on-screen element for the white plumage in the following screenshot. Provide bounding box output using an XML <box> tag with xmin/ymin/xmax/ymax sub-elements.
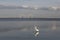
<box><xmin>34</xmin><ymin>25</ymin><xmax>39</xmax><ymax>37</ymax></box>
<box><xmin>35</xmin><ymin>26</ymin><xmax>39</xmax><ymax>31</ymax></box>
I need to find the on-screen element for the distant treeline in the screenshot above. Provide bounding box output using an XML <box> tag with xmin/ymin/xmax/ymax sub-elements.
<box><xmin>0</xmin><ymin>18</ymin><xmax>60</xmax><ymax>21</ymax></box>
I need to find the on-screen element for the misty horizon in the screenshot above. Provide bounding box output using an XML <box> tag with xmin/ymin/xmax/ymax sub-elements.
<box><xmin>0</xmin><ymin>5</ymin><xmax>60</xmax><ymax>18</ymax></box>
<box><xmin>0</xmin><ymin>0</ymin><xmax>60</xmax><ymax>18</ymax></box>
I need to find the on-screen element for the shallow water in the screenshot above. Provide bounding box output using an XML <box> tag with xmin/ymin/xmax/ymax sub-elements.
<box><xmin>0</xmin><ymin>21</ymin><xmax>60</xmax><ymax>40</ymax></box>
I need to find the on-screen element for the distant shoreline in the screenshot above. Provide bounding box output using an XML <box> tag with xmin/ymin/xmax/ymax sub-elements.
<box><xmin>0</xmin><ymin>18</ymin><xmax>60</xmax><ymax>21</ymax></box>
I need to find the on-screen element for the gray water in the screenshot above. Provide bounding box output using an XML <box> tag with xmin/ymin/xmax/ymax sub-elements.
<box><xmin>0</xmin><ymin>21</ymin><xmax>60</xmax><ymax>40</ymax></box>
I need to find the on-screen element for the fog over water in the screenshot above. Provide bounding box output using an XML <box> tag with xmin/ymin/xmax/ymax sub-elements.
<box><xmin>0</xmin><ymin>6</ymin><xmax>60</xmax><ymax>18</ymax></box>
<box><xmin>0</xmin><ymin>4</ymin><xmax>59</xmax><ymax>18</ymax></box>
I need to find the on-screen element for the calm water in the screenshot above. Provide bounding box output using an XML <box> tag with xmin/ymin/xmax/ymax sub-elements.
<box><xmin>0</xmin><ymin>20</ymin><xmax>60</xmax><ymax>40</ymax></box>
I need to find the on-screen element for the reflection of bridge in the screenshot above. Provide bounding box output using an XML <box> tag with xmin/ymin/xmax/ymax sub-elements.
<box><xmin>0</xmin><ymin>18</ymin><xmax>60</xmax><ymax>21</ymax></box>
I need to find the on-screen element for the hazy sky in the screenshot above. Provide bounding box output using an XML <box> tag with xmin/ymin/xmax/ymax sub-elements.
<box><xmin>0</xmin><ymin>0</ymin><xmax>60</xmax><ymax>6</ymax></box>
<box><xmin>0</xmin><ymin>0</ymin><xmax>60</xmax><ymax>18</ymax></box>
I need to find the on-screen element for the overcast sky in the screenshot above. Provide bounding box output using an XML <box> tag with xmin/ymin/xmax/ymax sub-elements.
<box><xmin>0</xmin><ymin>0</ymin><xmax>60</xmax><ymax>6</ymax></box>
<box><xmin>0</xmin><ymin>0</ymin><xmax>60</xmax><ymax>18</ymax></box>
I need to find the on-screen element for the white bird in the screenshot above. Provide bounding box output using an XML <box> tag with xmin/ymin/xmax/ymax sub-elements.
<box><xmin>34</xmin><ymin>25</ymin><xmax>39</xmax><ymax>37</ymax></box>
<box><xmin>35</xmin><ymin>26</ymin><xmax>39</xmax><ymax>31</ymax></box>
